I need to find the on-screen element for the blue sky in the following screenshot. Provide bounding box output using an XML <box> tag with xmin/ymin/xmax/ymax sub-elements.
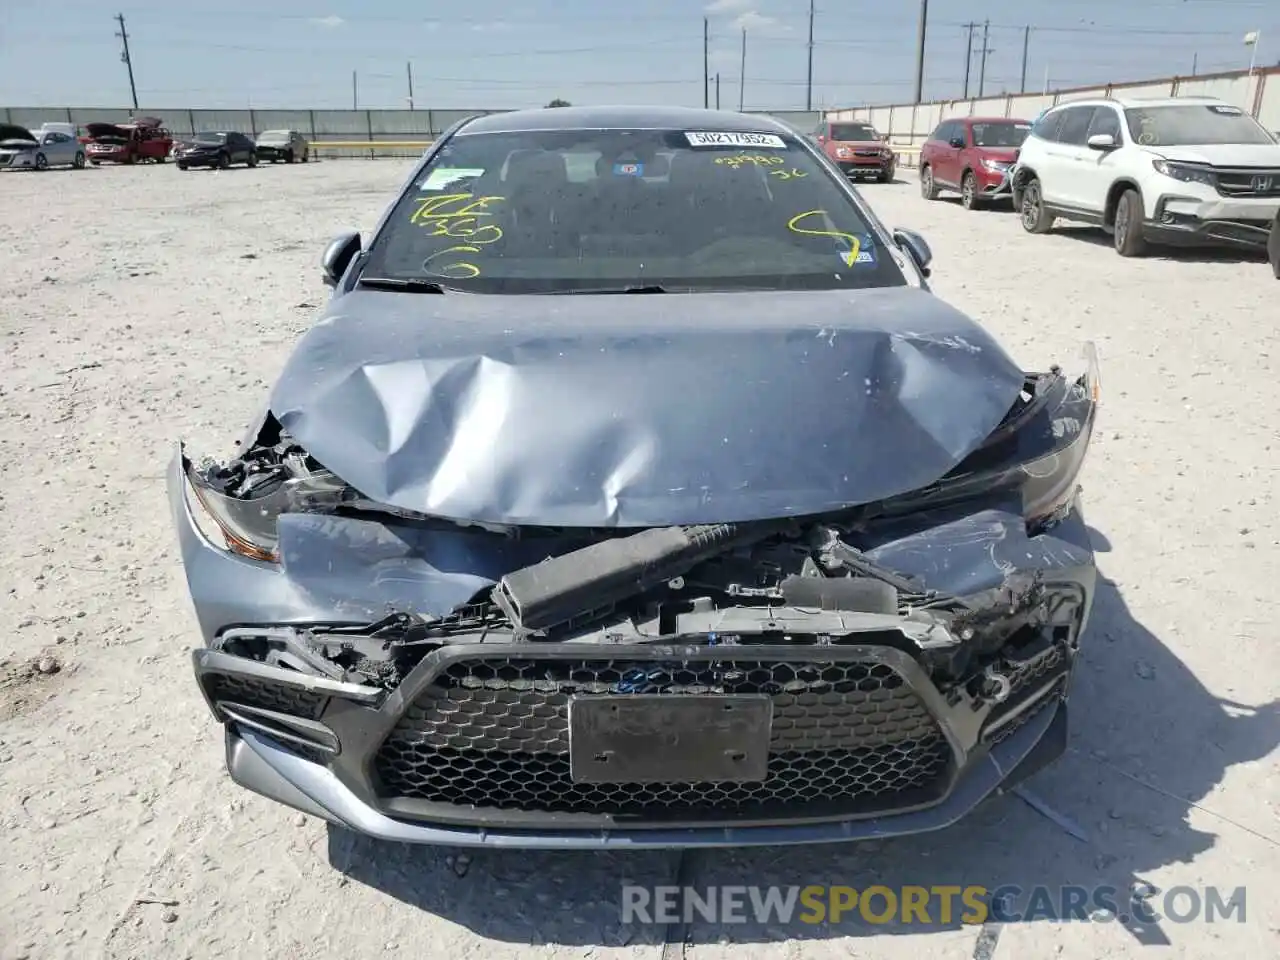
<box><xmin>2</xmin><ymin>0</ymin><xmax>1276</xmax><ymax>110</ymax></box>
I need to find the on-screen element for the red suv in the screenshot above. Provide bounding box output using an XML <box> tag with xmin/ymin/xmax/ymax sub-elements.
<box><xmin>919</xmin><ymin>116</ymin><xmax>1031</xmax><ymax>209</ymax></box>
<box><xmin>85</xmin><ymin>117</ymin><xmax>174</xmax><ymax>165</ymax></box>
<box><xmin>812</xmin><ymin>119</ymin><xmax>896</xmax><ymax>182</ymax></box>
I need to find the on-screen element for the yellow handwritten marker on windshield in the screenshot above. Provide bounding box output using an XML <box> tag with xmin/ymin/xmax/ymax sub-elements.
<box><xmin>787</xmin><ymin>209</ymin><xmax>861</xmax><ymax>267</ymax></box>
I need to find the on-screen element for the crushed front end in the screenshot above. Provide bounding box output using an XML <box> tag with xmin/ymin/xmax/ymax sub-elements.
<box><xmin>169</xmin><ymin>346</ymin><xmax>1101</xmax><ymax>849</ymax></box>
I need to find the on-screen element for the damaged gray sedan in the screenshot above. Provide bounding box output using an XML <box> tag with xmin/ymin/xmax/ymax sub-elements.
<box><xmin>169</xmin><ymin>106</ymin><xmax>1101</xmax><ymax>849</ymax></box>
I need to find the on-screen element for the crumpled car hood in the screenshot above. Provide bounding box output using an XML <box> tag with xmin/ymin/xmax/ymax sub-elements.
<box><xmin>270</xmin><ymin>286</ymin><xmax>1025</xmax><ymax>527</ymax></box>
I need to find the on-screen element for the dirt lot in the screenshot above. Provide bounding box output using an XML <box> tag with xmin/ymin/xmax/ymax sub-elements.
<box><xmin>1</xmin><ymin>159</ymin><xmax>1277</xmax><ymax>960</ymax></box>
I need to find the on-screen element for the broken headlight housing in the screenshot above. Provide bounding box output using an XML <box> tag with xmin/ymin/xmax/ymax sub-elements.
<box><xmin>185</xmin><ymin>441</ymin><xmax>348</xmax><ymax>563</ymax></box>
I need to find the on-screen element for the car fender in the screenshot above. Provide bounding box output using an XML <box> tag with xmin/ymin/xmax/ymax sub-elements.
<box><xmin>1104</xmin><ymin>179</ymin><xmax>1145</xmax><ymax>226</ymax></box>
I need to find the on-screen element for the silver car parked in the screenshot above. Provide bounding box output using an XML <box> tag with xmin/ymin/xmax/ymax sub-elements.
<box><xmin>0</xmin><ymin>123</ymin><xmax>86</xmax><ymax>170</ymax></box>
<box><xmin>254</xmin><ymin>129</ymin><xmax>310</xmax><ymax>164</ymax></box>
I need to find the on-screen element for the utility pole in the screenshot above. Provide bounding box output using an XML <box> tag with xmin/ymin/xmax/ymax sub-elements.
<box><xmin>739</xmin><ymin>28</ymin><xmax>747</xmax><ymax>111</ymax></box>
<box><xmin>962</xmin><ymin>22</ymin><xmax>977</xmax><ymax>98</ymax></box>
<box><xmin>912</xmin><ymin>0</ymin><xmax>928</xmax><ymax>103</ymax></box>
<box><xmin>352</xmin><ymin>70</ymin><xmax>358</xmax><ymax>110</ymax></box>
<box><xmin>1191</xmin><ymin>51</ymin><xmax>1198</xmax><ymax>76</ymax></box>
<box><xmin>406</xmin><ymin>62</ymin><xmax>414</xmax><ymax>109</ymax></box>
<box><xmin>703</xmin><ymin>18</ymin><xmax>710</xmax><ymax>108</ymax></box>
<box><xmin>806</xmin><ymin>0</ymin><xmax>815</xmax><ymax>111</ymax></box>
<box><xmin>1020</xmin><ymin>26</ymin><xmax>1030</xmax><ymax>93</ymax></box>
<box><xmin>716</xmin><ymin>73</ymin><xmax>721</xmax><ymax>109</ymax></box>
<box><xmin>977</xmin><ymin>20</ymin><xmax>993</xmax><ymax>98</ymax></box>
<box><xmin>114</xmin><ymin>13</ymin><xmax>138</xmax><ymax>111</ymax></box>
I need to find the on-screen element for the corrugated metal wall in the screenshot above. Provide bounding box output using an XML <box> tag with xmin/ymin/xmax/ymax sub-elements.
<box><xmin>824</xmin><ymin>66</ymin><xmax>1278</xmax><ymax>165</ymax></box>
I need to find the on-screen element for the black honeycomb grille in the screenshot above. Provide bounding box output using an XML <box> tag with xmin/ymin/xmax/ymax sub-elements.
<box><xmin>374</xmin><ymin>656</ymin><xmax>952</xmax><ymax>821</ymax></box>
<box><xmin>204</xmin><ymin>673</ymin><xmax>327</xmax><ymax>720</ymax></box>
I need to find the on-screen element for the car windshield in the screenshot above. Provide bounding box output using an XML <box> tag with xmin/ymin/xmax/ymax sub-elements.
<box><xmin>971</xmin><ymin>122</ymin><xmax>1031</xmax><ymax>147</ymax></box>
<box><xmin>197</xmin><ymin>132</ymin><xmax>228</xmax><ymax>142</ymax></box>
<box><xmin>359</xmin><ymin>127</ymin><xmax>905</xmax><ymax>294</ymax></box>
<box><xmin>1123</xmin><ymin>104</ymin><xmax>1276</xmax><ymax>146</ymax></box>
<box><xmin>829</xmin><ymin>123</ymin><xmax>878</xmax><ymax>141</ymax></box>
<box><xmin>260</xmin><ymin>130</ymin><xmax>289</xmax><ymax>138</ymax></box>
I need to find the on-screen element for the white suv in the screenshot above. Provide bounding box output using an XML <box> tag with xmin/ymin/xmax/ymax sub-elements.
<box><xmin>1011</xmin><ymin>96</ymin><xmax>1280</xmax><ymax>257</ymax></box>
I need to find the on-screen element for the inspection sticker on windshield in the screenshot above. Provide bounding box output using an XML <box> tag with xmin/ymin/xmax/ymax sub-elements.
<box><xmin>685</xmin><ymin>131</ymin><xmax>786</xmax><ymax>148</ymax></box>
<box><xmin>613</xmin><ymin>161</ymin><xmax>644</xmax><ymax>176</ymax></box>
<box><xmin>419</xmin><ymin>167</ymin><xmax>486</xmax><ymax>190</ymax></box>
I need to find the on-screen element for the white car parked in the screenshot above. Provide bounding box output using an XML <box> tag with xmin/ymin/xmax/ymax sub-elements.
<box><xmin>0</xmin><ymin>122</ymin><xmax>86</xmax><ymax>171</ymax></box>
<box><xmin>1011</xmin><ymin>95</ymin><xmax>1280</xmax><ymax>257</ymax></box>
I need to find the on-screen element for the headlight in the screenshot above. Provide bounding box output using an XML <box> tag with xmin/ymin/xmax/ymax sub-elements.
<box><xmin>981</xmin><ymin>158</ymin><xmax>1009</xmax><ymax>173</ymax></box>
<box><xmin>836</xmin><ymin>147</ymin><xmax>852</xmax><ymax>159</ymax></box>
<box><xmin>1152</xmin><ymin>158</ymin><xmax>1214</xmax><ymax>186</ymax></box>
<box><xmin>184</xmin><ymin>453</ymin><xmax>347</xmax><ymax>563</ymax></box>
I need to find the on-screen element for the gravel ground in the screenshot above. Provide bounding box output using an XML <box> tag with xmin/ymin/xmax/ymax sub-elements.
<box><xmin>1</xmin><ymin>160</ymin><xmax>1277</xmax><ymax>960</ymax></box>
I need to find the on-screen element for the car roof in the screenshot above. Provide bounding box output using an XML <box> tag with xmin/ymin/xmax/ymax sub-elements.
<box><xmin>963</xmin><ymin>116</ymin><xmax>1030</xmax><ymax>124</ymax></box>
<box><xmin>459</xmin><ymin>105</ymin><xmax>793</xmax><ymax>136</ymax></box>
<box><xmin>1046</xmin><ymin>95</ymin><xmax>1228</xmax><ymax>111</ymax></box>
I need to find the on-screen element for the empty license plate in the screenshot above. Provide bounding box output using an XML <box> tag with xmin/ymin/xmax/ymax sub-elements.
<box><xmin>568</xmin><ymin>694</ymin><xmax>772</xmax><ymax>784</ymax></box>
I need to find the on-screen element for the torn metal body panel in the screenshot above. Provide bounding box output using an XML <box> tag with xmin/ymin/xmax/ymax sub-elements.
<box><xmin>169</xmin><ymin>105</ymin><xmax>1102</xmax><ymax>849</ymax></box>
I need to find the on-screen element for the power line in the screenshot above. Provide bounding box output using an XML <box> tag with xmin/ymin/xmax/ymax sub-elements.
<box><xmin>114</xmin><ymin>12</ymin><xmax>138</xmax><ymax>110</ymax></box>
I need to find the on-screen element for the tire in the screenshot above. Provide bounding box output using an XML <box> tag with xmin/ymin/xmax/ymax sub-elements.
<box><xmin>125</xmin><ymin>153</ymin><xmax>135</xmax><ymax>164</ymax></box>
<box><xmin>1269</xmin><ymin>215</ymin><xmax>1280</xmax><ymax>279</ymax></box>
<box><xmin>73</xmin><ymin>152</ymin><xmax>86</xmax><ymax>169</ymax></box>
<box><xmin>177</xmin><ymin>161</ymin><xmax>188</xmax><ymax>170</ymax></box>
<box><xmin>1113</xmin><ymin>188</ymin><xmax>1149</xmax><ymax>257</ymax></box>
<box><xmin>1020</xmin><ymin>178</ymin><xmax>1054</xmax><ymax>234</ymax></box>
<box><xmin>90</xmin><ymin>160</ymin><xmax>100</xmax><ymax>166</ymax></box>
<box><xmin>248</xmin><ymin>153</ymin><xmax>258</xmax><ymax>168</ymax></box>
<box><xmin>155</xmin><ymin>154</ymin><xmax>165</xmax><ymax>164</ymax></box>
<box><xmin>34</xmin><ymin>152</ymin><xmax>48</xmax><ymax>171</ymax></box>
<box><xmin>217</xmin><ymin>152</ymin><xmax>230</xmax><ymax>170</ymax></box>
<box><xmin>301</xmin><ymin>149</ymin><xmax>309</xmax><ymax>163</ymax></box>
<box><xmin>920</xmin><ymin>165</ymin><xmax>940</xmax><ymax>200</ymax></box>
<box><xmin>876</xmin><ymin>165</ymin><xmax>893</xmax><ymax>183</ymax></box>
<box><xmin>284</xmin><ymin>149</ymin><xmax>295</xmax><ymax>164</ymax></box>
<box><xmin>961</xmin><ymin>171</ymin><xmax>983</xmax><ymax>210</ymax></box>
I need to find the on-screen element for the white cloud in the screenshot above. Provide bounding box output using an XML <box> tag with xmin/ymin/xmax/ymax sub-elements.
<box><xmin>733</xmin><ymin>11</ymin><xmax>785</xmax><ymax>34</ymax></box>
<box><xmin>470</xmin><ymin>21</ymin><xmax>513</xmax><ymax>32</ymax></box>
<box><xmin>705</xmin><ymin>0</ymin><xmax>751</xmax><ymax>12</ymax></box>
<box><xmin>310</xmin><ymin>15</ymin><xmax>344</xmax><ymax>28</ymax></box>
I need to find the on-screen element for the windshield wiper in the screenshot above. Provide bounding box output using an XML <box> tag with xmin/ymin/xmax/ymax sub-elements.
<box><xmin>356</xmin><ymin>277</ymin><xmax>448</xmax><ymax>293</ymax></box>
<box><xmin>558</xmin><ymin>284</ymin><xmax>668</xmax><ymax>295</ymax></box>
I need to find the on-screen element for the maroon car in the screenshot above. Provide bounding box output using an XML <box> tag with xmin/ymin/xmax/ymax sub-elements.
<box><xmin>812</xmin><ymin>118</ymin><xmax>896</xmax><ymax>182</ymax></box>
<box><xmin>85</xmin><ymin>117</ymin><xmax>174</xmax><ymax>165</ymax></box>
<box><xmin>919</xmin><ymin>116</ymin><xmax>1031</xmax><ymax>209</ymax></box>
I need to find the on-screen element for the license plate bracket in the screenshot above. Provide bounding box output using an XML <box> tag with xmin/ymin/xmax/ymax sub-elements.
<box><xmin>568</xmin><ymin>694</ymin><xmax>772</xmax><ymax>784</ymax></box>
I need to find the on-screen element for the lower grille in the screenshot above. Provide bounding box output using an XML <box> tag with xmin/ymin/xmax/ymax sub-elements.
<box><xmin>204</xmin><ymin>673</ymin><xmax>328</xmax><ymax>720</ymax></box>
<box><xmin>982</xmin><ymin>642</ymin><xmax>1070</xmax><ymax>742</ymax></box>
<box><xmin>375</xmin><ymin>654</ymin><xmax>953</xmax><ymax>822</ymax></box>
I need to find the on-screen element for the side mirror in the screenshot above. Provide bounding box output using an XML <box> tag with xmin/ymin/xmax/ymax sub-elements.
<box><xmin>1087</xmin><ymin>133</ymin><xmax>1116</xmax><ymax>150</ymax></box>
<box><xmin>816</xmin><ymin>134</ymin><xmax>825</xmax><ymax>144</ymax></box>
<box><xmin>949</xmin><ymin>136</ymin><xmax>966</xmax><ymax>149</ymax></box>
<box><xmin>893</xmin><ymin>228</ymin><xmax>933</xmax><ymax>277</ymax></box>
<box><xmin>321</xmin><ymin>230</ymin><xmax>362</xmax><ymax>287</ymax></box>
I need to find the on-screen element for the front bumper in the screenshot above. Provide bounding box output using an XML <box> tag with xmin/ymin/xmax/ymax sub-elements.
<box><xmin>975</xmin><ymin>166</ymin><xmax>1013</xmax><ymax>198</ymax></box>
<box><xmin>837</xmin><ymin>156</ymin><xmax>895</xmax><ymax>178</ymax></box>
<box><xmin>1147</xmin><ymin>193</ymin><xmax>1279</xmax><ymax>248</ymax></box>
<box><xmin>0</xmin><ymin>152</ymin><xmax>35</xmax><ymax>168</ymax></box>
<box><xmin>169</xmin><ymin>446</ymin><xmax>1097</xmax><ymax>848</ymax></box>
<box><xmin>175</xmin><ymin>152</ymin><xmax>222</xmax><ymax>167</ymax></box>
